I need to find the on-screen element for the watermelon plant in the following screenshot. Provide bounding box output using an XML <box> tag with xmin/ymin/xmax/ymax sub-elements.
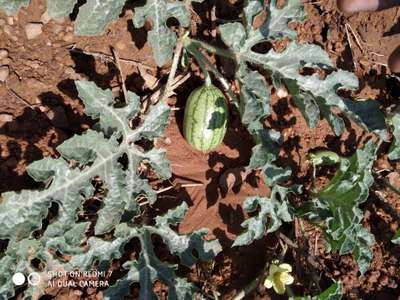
<box><xmin>1</xmin><ymin>0</ymin><xmax>399</xmax><ymax>298</ymax></box>
<box><xmin>302</xmin><ymin>141</ymin><xmax>377</xmax><ymax>275</ymax></box>
<box><xmin>0</xmin><ymin>80</ymin><xmax>221</xmax><ymax>299</ymax></box>
<box><xmin>179</xmin><ymin>0</ymin><xmax>386</xmax><ymax>274</ymax></box>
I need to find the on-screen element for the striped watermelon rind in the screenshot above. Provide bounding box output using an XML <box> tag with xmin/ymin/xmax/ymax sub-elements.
<box><xmin>183</xmin><ymin>84</ymin><xmax>229</xmax><ymax>152</ymax></box>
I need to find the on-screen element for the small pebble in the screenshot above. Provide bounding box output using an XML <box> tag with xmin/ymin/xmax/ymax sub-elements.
<box><xmin>7</xmin><ymin>17</ymin><xmax>13</xmax><ymax>25</ymax></box>
<box><xmin>388</xmin><ymin>172</ymin><xmax>400</xmax><ymax>190</ymax></box>
<box><xmin>52</xmin><ymin>24</ymin><xmax>63</xmax><ymax>35</ymax></box>
<box><xmin>0</xmin><ymin>113</ymin><xmax>13</xmax><ymax>125</ymax></box>
<box><xmin>276</xmin><ymin>86</ymin><xmax>288</xmax><ymax>98</ymax></box>
<box><xmin>163</xmin><ymin>137</ymin><xmax>172</xmax><ymax>145</ymax></box>
<box><xmin>38</xmin><ymin>105</ymin><xmax>49</xmax><ymax>113</ymax></box>
<box><xmin>40</xmin><ymin>11</ymin><xmax>51</xmax><ymax>24</ymax></box>
<box><xmin>0</xmin><ymin>49</ymin><xmax>8</xmax><ymax>60</ymax></box>
<box><xmin>0</xmin><ymin>65</ymin><xmax>10</xmax><ymax>82</ymax></box>
<box><xmin>1</xmin><ymin>58</ymin><xmax>11</xmax><ymax>65</ymax></box>
<box><xmin>63</xmin><ymin>32</ymin><xmax>74</xmax><ymax>42</ymax></box>
<box><xmin>115</xmin><ymin>41</ymin><xmax>126</xmax><ymax>50</ymax></box>
<box><xmin>25</xmin><ymin>23</ymin><xmax>43</xmax><ymax>40</ymax></box>
<box><xmin>24</xmin><ymin>60</ymin><xmax>40</xmax><ymax>69</ymax></box>
<box><xmin>3</xmin><ymin>25</ymin><xmax>12</xmax><ymax>36</ymax></box>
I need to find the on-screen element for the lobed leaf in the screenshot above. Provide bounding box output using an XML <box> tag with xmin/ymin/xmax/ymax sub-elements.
<box><xmin>343</xmin><ymin>99</ymin><xmax>388</xmax><ymax>141</ymax></box>
<box><xmin>233</xmin><ymin>184</ymin><xmax>301</xmax><ymax>246</ymax></box>
<box><xmin>74</xmin><ymin>0</ymin><xmax>127</xmax><ymax>35</ymax></box>
<box><xmin>237</xmin><ymin>64</ymin><xmax>271</xmax><ymax>135</ymax></box>
<box><xmin>132</xmin><ymin>0</ymin><xmax>200</xmax><ymax>66</ymax></box>
<box><xmin>220</xmin><ymin>0</ymin><xmax>387</xmax><ymax>137</ymax></box>
<box><xmin>248</xmin><ymin>129</ymin><xmax>291</xmax><ymax>185</ymax></box>
<box><xmin>263</xmin><ymin>0</ymin><xmax>306</xmax><ymax>40</ymax></box>
<box><xmin>0</xmin><ymin>79</ymin><xmax>175</xmax><ymax>298</ymax></box>
<box><xmin>104</xmin><ymin>203</ymin><xmax>221</xmax><ymax>300</ymax></box>
<box><xmin>75</xmin><ymin>80</ymin><xmax>140</xmax><ymax>138</ymax></box>
<box><xmin>303</xmin><ymin>141</ymin><xmax>377</xmax><ymax>274</ymax></box>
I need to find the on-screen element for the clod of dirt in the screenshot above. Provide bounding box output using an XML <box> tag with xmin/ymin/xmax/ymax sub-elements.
<box><xmin>0</xmin><ymin>65</ymin><xmax>9</xmax><ymax>82</ymax></box>
<box><xmin>387</xmin><ymin>172</ymin><xmax>400</xmax><ymax>190</ymax></box>
<box><xmin>0</xmin><ymin>113</ymin><xmax>13</xmax><ymax>126</ymax></box>
<box><xmin>6</xmin><ymin>17</ymin><xmax>14</xmax><ymax>26</ymax></box>
<box><xmin>52</xmin><ymin>24</ymin><xmax>63</xmax><ymax>35</ymax></box>
<box><xmin>25</xmin><ymin>23</ymin><xmax>43</xmax><ymax>40</ymax></box>
<box><xmin>63</xmin><ymin>32</ymin><xmax>74</xmax><ymax>43</ymax></box>
<box><xmin>40</xmin><ymin>11</ymin><xmax>51</xmax><ymax>24</ymax></box>
<box><xmin>0</xmin><ymin>49</ymin><xmax>8</xmax><ymax>60</ymax></box>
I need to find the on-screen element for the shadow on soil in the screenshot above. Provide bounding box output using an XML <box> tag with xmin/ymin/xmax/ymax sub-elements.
<box><xmin>0</xmin><ymin>91</ymin><xmax>90</xmax><ymax>194</ymax></box>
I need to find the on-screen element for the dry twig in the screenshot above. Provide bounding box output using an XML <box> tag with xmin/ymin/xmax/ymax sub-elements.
<box><xmin>111</xmin><ymin>47</ymin><xmax>129</xmax><ymax>102</ymax></box>
<box><xmin>8</xmin><ymin>89</ymin><xmax>36</xmax><ymax>108</ymax></box>
<box><xmin>156</xmin><ymin>183</ymin><xmax>204</xmax><ymax>194</ymax></box>
<box><xmin>67</xmin><ymin>45</ymin><xmax>155</xmax><ymax>70</ymax></box>
<box><xmin>160</xmin><ymin>31</ymin><xmax>186</xmax><ymax>103</ymax></box>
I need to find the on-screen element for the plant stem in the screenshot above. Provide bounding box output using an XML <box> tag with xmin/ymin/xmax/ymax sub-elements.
<box><xmin>161</xmin><ymin>31</ymin><xmax>186</xmax><ymax>103</ymax></box>
<box><xmin>111</xmin><ymin>47</ymin><xmax>129</xmax><ymax>103</ymax></box>
<box><xmin>156</xmin><ymin>183</ymin><xmax>203</xmax><ymax>194</ymax></box>
<box><xmin>185</xmin><ymin>41</ymin><xmax>239</xmax><ymax>105</ymax></box>
<box><xmin>186</xmin><ymin>38</ymin><xmax>235</xmax><ymax>60</ymax></box>
<box><xmin>189</xmin><ymin>43</ymin><xmax>212</xmax><ymax>86</ymax></box>
<box><xmin>205</xmin><ymin>70</ymin><xmax>212</xmax><ymax>86</ymax></box>
<box><xmin>286</xmin><ymin>285</ymin><xmax>295</xmax><ymax>298</ymax></box>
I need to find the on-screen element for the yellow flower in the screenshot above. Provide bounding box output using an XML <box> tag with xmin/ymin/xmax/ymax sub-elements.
<box><xmin>264</xmin><ymin>261</ymin><xmax>294</xmax><ymax>295</ymax></box>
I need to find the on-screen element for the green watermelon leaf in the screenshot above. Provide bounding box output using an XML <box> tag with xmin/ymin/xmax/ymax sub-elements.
<box><xmin>1</xmin><ymin>0</ymin><xmax>126</xmax><ymax>36</ymax></box>
<box><xmin>0</xmin><ymin>79</ymin><xmax>176</xmax><ymax>299</ymax></box>
<box><xmin>104</xmin><ymin>203</ymin><xmax>221</xmax><ymax>300</ymax></box>
<box><xmin>290</xmin><ymin>282</ymin><xmax>342</xmax><ymax>300</ymax></box>
<box><xmin>302</xmin><ymin>141</ymin><xmax>377</xmax><ymax>274</ymax></box>
<box><xmin>237</xmin><ymin>64</ymin><xmax>271</xmax><ymax>135</ymax></box>
<box><xmin>0</xmin><ymin>0</ymin><xmax>29</xmax><ymax>15</ymax></box>
<box><xmin>46</xmin><ymin>0</ymin><xmax>77</xmax><ymax>18</ymax></box>
<box><xmin>248</xmin><ymin>129</ymin><xmax>292</xmax><ymax>185</ymax></box>
<box><xmin>74</xmin><ymin>0</ymin><xmax>127</xmax><ymax>35</ymax></box>
<box><xmin>217</xmin><ymin>0</ymin><xmax>387</xmax><ymax>137</ymax></box>
<box><xmin>132</xmin><ymin>0</ymin><xmax>202</xmax><ymax>66</ymax></box>
<box><xmin>233</xmin><ymin>184</ymin><xmax>301</xmax><ymax>246</ymax></box>
<box><xmin>392</xmin><ymin>229</ymin><xmax>400</xmax><ymax>245</ymax></box>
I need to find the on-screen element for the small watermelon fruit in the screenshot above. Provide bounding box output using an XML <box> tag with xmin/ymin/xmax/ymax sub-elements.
<box><xmin>183</xmin><ymin>84</ymin><xmax>229</xmax><ymax>152</ymax></box>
